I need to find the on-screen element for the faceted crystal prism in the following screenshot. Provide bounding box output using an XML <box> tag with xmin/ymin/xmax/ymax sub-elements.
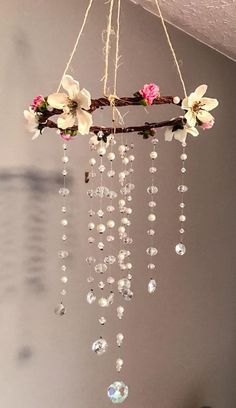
<box><xmin>107</xmin><ymin>381</ymin><xmax>129</xmax><ymax>404</ymax></box>
<box><xmin>54</xmin><ymin>303</ymin><xmax>66</xmax><ymax>316</ymax></box>
<box><xmin>92</xmin><ymin>337</ymin><xmax>108</xmax><ymax>355</ymax></box>
<box><xmin>147</xmin><ymin>186</ymin><xmax>158</xmax><ymax>194</ymax></box>
<box><xmin>178</xmin><ymin>185</ymin><xmax>188</xmax><ymax>193</ymax></box>
<box><xmin>59</xmin><ymin>188</ymin><xmax>70</xmax><ymax>196</ymax></box>
<box><xmin>87</xmin><ymin>290</ymin><xmax>96</xmax><ymax>304</ymax></box>
<box><xmin>148</xmin><ymin>279</ymin><xmax>157</xmax><ymax>294</ymax></box>
<box><xmin>175</xmin><ymin>243</ymin><xmax>186</xmax><ymax>255</ymax></box>
<box><xmin>116</xmin><ymin>358</ymin><xmax>124</xmax><ymax>372</ymax></box>
<box><xmin>116</xmin><ymin>333</ymin><xmax>124</xmax><ymax>347</ymax></box>
<box><xmin>146</xmin><ymin>247</ymin><xmax>158</xmax><ymax>256</ymax></box>
<box><xmin>117</xmin><ymin>306</ymin><xmax>124</xmax><ymax>319</ymax></box>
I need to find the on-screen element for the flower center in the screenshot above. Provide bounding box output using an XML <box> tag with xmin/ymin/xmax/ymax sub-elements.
<box><xmin>192</xmin><ymin>101</ymin><xmax>203</xmax><ymax>113</ymax></box>
<box><xmin>68</xmin><ymin>99</ymin><xmax>78</xmax><ymax>114</ymax></box>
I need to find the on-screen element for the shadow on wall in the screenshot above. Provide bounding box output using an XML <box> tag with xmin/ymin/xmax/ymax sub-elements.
<box><xmin>0</xmin><ymin>167</ymin><xmax>73</xmax><ymax>299</ymax></box>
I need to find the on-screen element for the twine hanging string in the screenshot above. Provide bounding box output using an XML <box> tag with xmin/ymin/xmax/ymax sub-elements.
<box><xmin>56</xmin><ymin>0</ymin><xmax>94</xmax><ymax>92</ymax></box>
<box><xmin>154</xmin><ymin>0</ymin><xmax>187</xmax><ymax>98</ymax></box>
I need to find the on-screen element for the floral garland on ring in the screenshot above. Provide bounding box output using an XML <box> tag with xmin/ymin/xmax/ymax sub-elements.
<box><xmin>24</xmin><ymin>75</ymin><xmax>219</xmax><ymax>143</ymax></box>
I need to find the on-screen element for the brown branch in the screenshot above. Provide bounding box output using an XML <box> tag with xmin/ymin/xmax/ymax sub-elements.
<box><xmin>38</xmin><ymin>95</ymin><xmax>178</xmax><ymax>124</ymax></box>
<box><xmin>39</xmin><ymin>117</ymin><xmax>185</xmax><ymax>136</ymax></box>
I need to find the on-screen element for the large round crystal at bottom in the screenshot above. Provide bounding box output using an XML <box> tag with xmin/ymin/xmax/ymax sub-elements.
<box><xmin>107</xmin><ymin>381</ymin><xmax>129</xmax><ymax>404</ymax></box>
<box><xmin>175</xmin><ymin>243</ymin><xmax>186</xmax><ymax>255</ymax></box>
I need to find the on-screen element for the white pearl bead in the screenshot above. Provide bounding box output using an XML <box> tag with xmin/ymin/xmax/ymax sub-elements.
<box><xmin>150</xmin><ymin>151</ymin><xmax>158</xmax><ymax>159</ymax></box>
<box><xmin>119</xmin><ymin>199</ymin><xmax>126</xmax><ymax>207</ymax></box>
<box><xmin>118</xmin><ymin>145</ymin><xmax>126</xmax><ymax>154</ymax></box>
<box><xmin>121</xmin><ymin>217</ymin><xmax>129</xmax><ymax>225</ymax></box>
<box><xmin>107</xmin><ymin>220</ymin><xmax>115</xmax><ymax>228</ymax></box>
<box><xmin>125</xmin><ymin>208</ymin><xmax>132</xmax><ymax>215</ymax></box>
<box><xmin>97</xmin><ymin>223</ymin><xmax>106</xmax><ymax>233</ymax></box>
<box><xmin>148</xmin><ymin>214</ymin><xmax>156</xmax><ymax>222</ymax></box>
<box><xmin>88</xmin><ymin>222</ymin><xmax>95</xmax><ymax>230</ymax></box>
<box><xmin>89</xmin><ymin>158</ymin><xmax>96</xmax><ymax>166</ymax></box>
<box><xmin>181</xmin><ymin>153</ymin><xmax>187</xmax><ymax>160</ymax></box>
<box><xmin>118</xmin><ymin>252</ymin><xmax>125</xmax><ymax>261</ymax></box>
<box><xmin>129</xmin><ymin>155</ymin><xmax>135</xmax><ymax>162</ymax></box>
<box><xmin>118</xmin><ymin>226</ymin><xmax>126</xmax><ymax>234</ymax></box>
<box><xmin>179</xmin><ymin>215</ymin><xmax>186</xmax><ymax>222</ymax></box>
<box><xmin>97</xmin><ymin>146</ymin><xmax>106</xmax><ymax>156</ymax></box>
<box><xmin>122</xmin><ymin>157</ymin><xmax>129</xmax><ymax>165</ymax></box>
<box><xmin>107</xmin><ymin>152</ymin><xmax>115</xmax><ymax>161</ymax></box>
<box><xmin>126</xmin><ymin>263</ymin><xmax>132</xmax><ymax>270</ymax></box>
<box><xmin>173</xmin><ymin>96</ymin><xmax>180</xmax><ymax>104</ymax></box>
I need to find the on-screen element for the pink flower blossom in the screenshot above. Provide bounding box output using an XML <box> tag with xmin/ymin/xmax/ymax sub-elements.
<box><xmin>139</xmin><ymin>83</ymin><xmax>160</xmax><ymax>105</ymax></box>
<box><xmin>200</xmin><ymin>119</ymin><xmax>215</xmax><ymax>130</ymax></box>
<box><xmin>60</xmin><ymin>133</ymin><xmax>73</xmax><ymax>141</ymax></box>
<box><xmin>31</xmin><ymin>95</ymin><xmax>45</xmax><ymax>111</ymax></box>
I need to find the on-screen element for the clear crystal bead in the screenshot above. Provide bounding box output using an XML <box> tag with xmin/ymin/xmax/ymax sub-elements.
<box><xmin>98</xmin><ymin>281</ymin><xmax>105</xmax><ymax>289</ymax></box>
<box><xmin>92</xmin><ymin>338</ymin><xmax>108</xmax><ymax>355</ymax></box>
<box><xmin>62</xmin><ymin>234</ymin><xmax>67</xmax><ymax>241</ymax></box>
<box><xmin>175</xmin><ymin>243</ymin><xmax>186</xmax><ymax>255</ymax></box>
<box><xmin>147</xmin><ymin>186</ymin><xmax>158</xmax><ymax>194</ymax></box>
<box><xmin>61</xmin><ymin>206</ymin><xmax>67</xmax><ymax>213</ymax></box>
<box><xmin>88</xmin><ymin>236</ymin><xmax>95</xmax><ymax>244</ymax></box>
<box><xmin>149</xmin><ymin>167</ymin><xmax>157</xmax><ymax>174</ymax></box>
<box><xmin>87</xmin><ymin>290</ymin><xmax>96</xmax><ymax>304</ymax></box>
<box><xmin>117</xmin><ymin>306</ymin><xmax>124</xmax><ymax>319</ymax></box>
<box><xmin>87</xmin><ymin>189</ymin><xmax>95</xmax><ymax>198</ymax></box>
<box><xmin>97</xmin><ymin>209</ymin><xmax>104</xmax><ymax>218</ymax></box>
<box><xmin>148</xmin><ymin>263</ymin><xmax>155</xmax><ymax>270</ymax></box>
<box><xmin>61</xmin><ymin>219</ymin><xmax>68</xmax><ymax>226</ymax></box>
<box><xmin>146</xmin><ymin>247</ymin><xmax>158</xmax><ymax>256</ymax></box>
<box><xmin>62</xmin><ymin>156</ymin><xmax>69</xmax><ymax>163</ymax></box>
<box><xmin>107</xmin><ymin>170</ymin><xmax>115</xmax><ymax>178</ymax></box>
<box><xmin>99</xmin><ymin>317</ymin><xmax>106</xmax><ymax>325</ymax></box>
<box><xmin>107</xmin><ymin>235</ymin><xmax>115</xmax><ymax>242</ymax></box>
<box><xmin>121</xmin><ymin>288</ymin><xmax>134</xmax><ymax>301</ymax></box>
<box><xmin>88</xmin><ymin>222</ymin><xmax>95</xmax><ymax>230</ymax></box>
<box><xmin>55</xmin><ymin>303</ymin><xmax>66</xmax><ymax>316</ymax></box>
<box><xmin>151</xmin><ymin>138</ymin><xmax>159</xmax><ymax>145</ymax></box>
<box><xmin>88</xmin><ymin>209</ymin><xmax>95</xmax><ymax>217</ymax></box>
<box><xmin>61</xmin><ymin>265</ymin><xmax>67</xmax><ymax>271</ymax></box>
<box><xmin>108</xmin><ymin>191</ymin><xmax>118</xmax><ymax>199</ymax></box>
<box><xmin>179</xmin><ymin>228</ymin><xmax>185</xmax><ymax>234</ymax></box>
<box><xmin>179</xmin><ymin>215</ymin><xmax>186</xmax><ymax>222</ymax></box>
<box><xmin>104</xmin><ymin>255</ymin><xmax>116</xmax><ymax>264</ymax></box>
<box><xmin>58</xmin><ymin>250</ymin><xmax>69</xmax><ymax>259</ymax></box>
<box><xmin>96</xmin><ymin>186</ymin><xmax>109</xmax><ymax>198</ymax></box>
<box><xmin>147</xmin><ymin>229</ymin><xmax>155</xmax><ymax>236</ymax></box>
<box><xmin>107</xmin><ymin>381</ymin><xmax>129</xmax><ymax>404</ymax></box>
<box><xmin>149</xmin><ymin>201</ymin><xmax>156</xmax><ymax>208</ymax></box>
<box><xmin>60</xmin><ymin>289</ymin><xmax>67</xmax><ymax>296</ymax></box>
<box><xmin>148</xmin><ymin>278</ymin><xmax>157</xmax><ymax>294</ymax></box>
<box><xmin>95</xmin><ymin>263</ymin><xmax>107</xmax><ymax>274</ymax></box>
<box><xmin>98</xmin><ymin>242</ymin><xmax>105</xmax><ymax>250</ymax></box>
<box><xmin>180</xmin><ymin>202</ymin><xmax>185</xmax><ymax>208</ymax></box>
<box><xmin>116</xmin><ymin>333</ymin><xmax>124</xmax><ymax>347</ymax></box>
<box><xmin>181</xmin><ymin>167</ymin><xmax>186</xmax><ymax>174</ymax></box>
<box><xmin>116</xmin><ymin>358</ymin><xmax>124</xmax><ymax>372</ymax></box>
<box><xmin>107</xmin><ymin>276</ymin><xmax>115</xmax><ymax>284</ymax></box>
<box><xmin>61</xmin><ymin>276</ymin><xmax>68</xmax><ymax>283</ymax></box>
<box><xmin>107</xmin><ymin>205</ymin><xmax>115</xmax><ymax>213</ymax></box>
<box><xmin>117</xmin><ymin>278</ymin><xmax>131</xmax><ymax>292</ymax></box>
<box><xmin>86</xmin><ymin>256</ymin><xmax>96</xmax><ymax>265</ymax></box>
<box><xmin>59</xmin><ymin>187</ymin><xmax>70</xmax><ymax>196</ymax></box>
<box><xmin>87</xmin><ymin>276</ymin><xmax>94</xmax><ymax>283</ymax></box>
<box><xmin>62</xmin><ymin>169</ymin><xmax>67</xmax><ymax>176</ymax></box>
<box><xmin>178</xmin><ymin>185</ymin><xmax>188</xmax><ymax>193</ymax></box>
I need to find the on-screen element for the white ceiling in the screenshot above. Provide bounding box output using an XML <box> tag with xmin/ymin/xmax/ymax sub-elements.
<box><xmin>130</xmin><ymin>0</ymin><xmax>236</xmax><ymax>62</ymax></box>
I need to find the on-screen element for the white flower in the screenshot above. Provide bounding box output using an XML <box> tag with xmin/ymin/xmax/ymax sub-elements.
<box><xmin>23</xmin><ymin>108</ymin><xmax>41</xmax><ymax>140</ymax></box>
<box><xmin>182</xmin><ymin>84</ymin><xmax>218</xmax><ymax>127</ymax></box>
<box><xmin>165</xmin><ymin>123</ymin><xmax>199</xmax><ymax>143</ymax></box>
<box><xmin>47</xmin><ymin>75</ymin><xmax>92</xmax><ymax>135</ymax></box>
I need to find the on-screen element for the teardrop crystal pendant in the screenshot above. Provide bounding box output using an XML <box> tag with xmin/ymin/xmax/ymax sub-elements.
<box><xmin>175</xmin><ymin>243</ymin><xmax>186</xmax><ymax>255</ymax></box>
<box><xmin>148</xmin><ymin>278</ymin><xmax>157</xmax><ymax>294</ymax></box>
<box><xmin>54</xmin><ymin>302</ymin><xmax>66</xmax><ymax>316</ymax></box>
<box><xmin>107</xmin><ymin>381</ymin><xmax>129</xmax><ymax>404</ymax></box>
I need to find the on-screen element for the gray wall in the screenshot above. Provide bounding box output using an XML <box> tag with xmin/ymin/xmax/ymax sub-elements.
<box><xmin>0</xmin><ymin>1</ymin><xmax>235</xmax><ymax>408</ymax></box>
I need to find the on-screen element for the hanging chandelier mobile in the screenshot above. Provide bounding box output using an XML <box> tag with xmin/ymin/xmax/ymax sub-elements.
<box><xmin>24</xmin><ymin>0</ymin><xmax>219</xmax><ymax>404</ymax></box>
